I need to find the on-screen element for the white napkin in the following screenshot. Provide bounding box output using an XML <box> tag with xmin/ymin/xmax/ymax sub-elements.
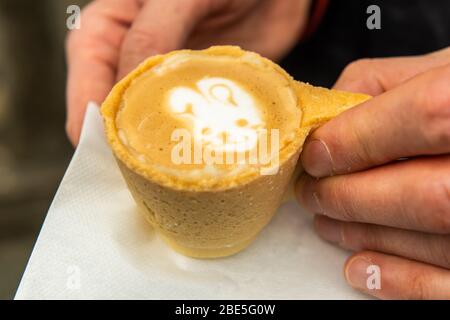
<box><xmin>15</xmin><ymin>103</ymin><xmax>368</xmax><ymax>300</ymax></box>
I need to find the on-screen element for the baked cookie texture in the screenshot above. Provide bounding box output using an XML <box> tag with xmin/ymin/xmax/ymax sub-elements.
<box><xmin>283</xmin><ymin>82</ymin><xmax>371</xmax><ymax>202</ymax></box>
<box><xmin>101</xmin><ymin>46</ymin><xmax>370</xmax><ymax>258</ymax></box>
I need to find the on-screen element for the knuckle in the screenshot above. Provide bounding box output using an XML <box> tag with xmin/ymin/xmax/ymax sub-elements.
<box><xmin>338</xmin><ymin>58</ymin><xmax>382</xmax><ymax>92</ymax></box>
<box><xmin>423</xmin><ymin>179</ymin><xmax>450</xmax><ymax>233</ymax></box>
<box><xmin>328</xmin><ymin>179</ymin><xmax>358</xmax><ymax>221</ymax></box>
<box><xmin>65</xmin><ymin>25</ymin><xmax>85</xmax><ymax>52</ymax></box>
<box><xmin>125</xmin><ymin>27</ymin><xmax>168</xmax><ymax>55</ymax></box>
<box><xmin>344</xmin><ymin>58</ymin><xmax>375</xmax><ymax>75</ymax></box>
<box><xmin>342</xmin><ymin>223</ymin><xmax>383</xmax><ymax>251</ymax></box>
<box><xmin>65</xmin><ymin>4</ymin><xmax>98</xmax><ymax>52</ymax></box>
<box><xmin>340</xmin><ymin>59</ymin><xmax>372</xmax><ymax>85</ymax></box>
<box><xmin>360</xmin><ymin>225</ymin><xmax>384</xmax><ymax>250</ymax></box>
<box><xmin>417</xmin><ymin>68</ymin><xmax>450</xmax><ymax>149</ymax></box>
<box><xmin>350</xmin><ymin>123</ymin><xmax>379</xmax><ymax>166</ymax></box>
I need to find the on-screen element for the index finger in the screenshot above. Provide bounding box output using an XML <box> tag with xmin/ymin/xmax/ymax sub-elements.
<box><xmin>66</xmin><ymin>0</ymin><xmax>140</xmax><ymax>145</ymax></box>
<box><xmin>301</xmin><ymin>63</ymin><xmax>450</xmax><ymax>177</ymax></box>
<box><xmin>117</xmin><ymin>0</ymin><xmax>213</xmax><ymax>79</ymax></box>
<box><xmin>334</xmin><ymin>47</ymin><xmax>450</xmax><ymax>95</ymax></box>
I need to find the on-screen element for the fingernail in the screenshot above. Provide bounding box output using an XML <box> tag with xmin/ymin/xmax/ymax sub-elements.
<box><xmin>314</xmin><ymin>215</ymin><xmax>342</xmax><ymax>244</ymax></box>
<box><xmin>301</xmin><ymin>139</ymin><xmax>333</xmax><ymax>178</ymax></box>
<box><xmin>345</xmin><ymin>256</ymin><xmax>373</xmax><ymax>290</ymax></box>
<box><xmin>295</xmin><ymin>174</ymin><xmax>323</xmax><ymax>214</ymax></box>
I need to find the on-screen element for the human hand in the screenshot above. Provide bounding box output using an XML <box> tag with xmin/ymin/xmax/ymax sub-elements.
<box><xmin>296</xmin><ymin>47</ymin><xmax>450</xmax><ymax>299</ymax></box>
<box><xmin>65</xmin><ymin>0</ymin><xmax>311</xmax><ymax>145</ymax></box>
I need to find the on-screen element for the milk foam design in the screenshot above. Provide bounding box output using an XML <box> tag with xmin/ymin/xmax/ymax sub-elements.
<box><xmin>169</xmin><ymin>77</ymin><xmax>264</xmax><ymax>153</ymax></box>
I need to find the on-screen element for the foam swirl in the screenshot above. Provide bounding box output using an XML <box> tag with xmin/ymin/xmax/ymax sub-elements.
<box><xmin>169</xmin><ymin>77</ymin><xmax>264</xmax><ymax>153</ymax></box>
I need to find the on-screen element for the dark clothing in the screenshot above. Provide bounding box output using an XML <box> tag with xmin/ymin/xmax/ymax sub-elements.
<box><xmin>282</xmin><ymin>0</ymin><xmax>450</xmax><ymax>87</ymax></box>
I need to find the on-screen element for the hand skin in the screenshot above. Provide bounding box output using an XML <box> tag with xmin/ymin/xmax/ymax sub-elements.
<box><xmin>65</xmin><ymin>0</ymin><xmax>311</xmax><ymax>146</ymax></box>
<box><xmin>296</xmin><ymin>47</ymin><xmax>450</xmax><ymax>299</ymax></box>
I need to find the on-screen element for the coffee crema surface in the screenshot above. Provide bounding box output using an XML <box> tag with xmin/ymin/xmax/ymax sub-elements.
<box><xmin>114</xmin><ymin>49</ymin><xmax>302</xmax><ymax>186</ymax></box>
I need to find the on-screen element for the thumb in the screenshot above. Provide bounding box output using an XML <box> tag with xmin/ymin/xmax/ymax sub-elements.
<box><xmin>333</xmin><ymin>47</ymin><xmax>450</xmax><ymax>95</ymax></box>
<box><xmin>117</xmin><ymin>0</ymin><xmax>212</xmax><ymax>80</ymax></box>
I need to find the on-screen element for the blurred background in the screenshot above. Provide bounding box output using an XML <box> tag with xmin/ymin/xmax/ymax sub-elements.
<box><xmin>0</xmin><ymin>0</ymin><xmax>88</xmax><ymax>299</ymax></box>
